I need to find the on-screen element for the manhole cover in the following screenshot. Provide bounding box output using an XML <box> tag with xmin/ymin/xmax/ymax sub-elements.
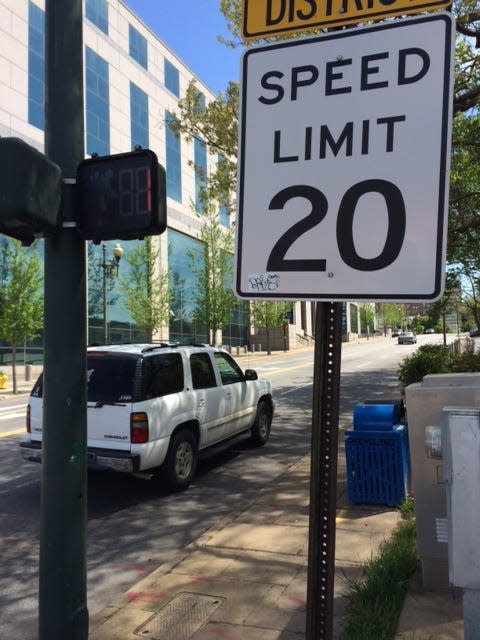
<box><xmin>134</xmin><ymin>592</ymin><xmax>224</xmax><ymax>640</ymax></box>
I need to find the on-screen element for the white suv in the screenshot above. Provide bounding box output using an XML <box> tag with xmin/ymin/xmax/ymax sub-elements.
<box><xmin>20</xmin><ymin>343</ymin><xmax>274</xmax><ymax>491</ymax></box>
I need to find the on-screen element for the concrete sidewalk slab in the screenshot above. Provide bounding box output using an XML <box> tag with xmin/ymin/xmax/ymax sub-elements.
<box><xmin>89</xmin><ymin>455</ymin><xmax>402</xmax><ymax>640</ymax></box>
<box><xmin>395</xmin><ymin>570</ymin><xmax>464</xmax><ymax>640</ymax></box>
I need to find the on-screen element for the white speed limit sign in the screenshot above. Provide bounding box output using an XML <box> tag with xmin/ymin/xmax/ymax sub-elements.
<box><xmin>234</xmin><ymin>13</ymin><xmax>455</xmax><ymax>301</ymax></box>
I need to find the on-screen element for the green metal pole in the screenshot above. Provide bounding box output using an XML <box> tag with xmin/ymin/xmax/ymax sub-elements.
<box><xmin>39</xmin><ymin>1</ymin><xmax>88</xmax><ymax>638</ymax></box>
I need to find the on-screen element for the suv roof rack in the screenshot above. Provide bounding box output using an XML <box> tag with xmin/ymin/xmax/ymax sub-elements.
<box><xmin>140</xmin><ymin>343</ymin><xmax>172</xmax><ymax>353</ymax></box>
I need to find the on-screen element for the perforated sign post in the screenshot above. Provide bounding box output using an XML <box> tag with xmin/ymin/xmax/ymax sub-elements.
<box><xmin>235</xmin><ymin>13</ymin><xmax>455</xmax><ymax>303</ymax></box>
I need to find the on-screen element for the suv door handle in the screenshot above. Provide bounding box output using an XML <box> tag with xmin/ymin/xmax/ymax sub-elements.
<box><xmin>224</xmin><ymin>390</ymin><xmax>232</xmax><ymax>400</ymax></box>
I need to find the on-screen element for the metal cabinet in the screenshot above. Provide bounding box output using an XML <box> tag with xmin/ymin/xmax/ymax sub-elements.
<box><xmin>405</xmin><ymin>373</ymin><xmax>480</xmax><ymax>589</ymax></box>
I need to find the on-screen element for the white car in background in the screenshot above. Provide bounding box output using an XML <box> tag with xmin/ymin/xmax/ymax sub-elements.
<box><xmin>398</xmin><ymin>331</ymin><xmax>417</xmax><ymax>345</ymax></box>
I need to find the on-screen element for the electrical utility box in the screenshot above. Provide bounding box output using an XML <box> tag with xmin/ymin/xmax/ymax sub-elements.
<box><xmin>442</xmin><ymin>407</ymin><xmax>480</xmax><ymax>589</ymax></box>
<box><xmin>442</xmin><ymin>407</ymin><xmax>480</xmax><ymax>640</ymax></box>
<box><xmin>405</xmin><ymin>373</ymin><xmax>480</xmax><ymax>589</ymax></box>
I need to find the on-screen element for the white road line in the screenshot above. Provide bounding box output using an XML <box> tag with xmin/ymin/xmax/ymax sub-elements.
<box><xmin>0</xmin><ymin>411</ymin><xmax>25</xmax><ymax>421</ymax></box>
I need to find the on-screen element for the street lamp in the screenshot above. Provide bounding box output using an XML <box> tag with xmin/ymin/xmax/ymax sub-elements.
<box><xmin>102</xmin><ymin>242</ymin><xmax>123</xmax><ymax>344</ymax></box>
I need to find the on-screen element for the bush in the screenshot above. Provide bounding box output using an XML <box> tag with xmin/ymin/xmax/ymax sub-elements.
<box><xmin>398</xmin><ymin>343</ymin><xmax>480</xmax><ymax>389</ymax></box>
<box><xmin>451</xmin><ymin>350</ymin><xmax>480</xmax><ymax>373</ymax></box>
<box><xmin>398</xmin><ymin>344</ymin><xmax>451</xmax><ymax>388</ymax></box>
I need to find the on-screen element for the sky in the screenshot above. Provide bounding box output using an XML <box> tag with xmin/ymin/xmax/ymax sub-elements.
<box><xmin>125</xmin><ymin>0</ymin><xmax>242</xmax><ymax>94</ymax></box>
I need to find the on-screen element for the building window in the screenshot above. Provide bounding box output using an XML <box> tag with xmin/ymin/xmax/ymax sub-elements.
<box><xmin>197</xmin><ymin>90</ymin><xmax>206</xmax><ymax>111</ymax></box>
<box><xmin>164</xmin><ymin>59</ymin><xmax>179</xmax><ymax>97</ymax></box>
<box><xmin>194</xmin><ymin>137</ymin><xmax>207</xmax><ymax>212</ymax></box>
<box><xmin>129</xmin><ymin>24</ymin><xmax>148</xmax><ymax>70</ymax></box>
<box><xmin>165</xmin><ymin>111</ymin><xmax>182</xmax><ymax>203</ymax></box>
<box><xmin>85</xmin><ymin>0</ymin><xmax>108</xmax><ymax>35</ymax></box>
<box><xmin>130</xmin><ymin>82</ymin><xmax>149</xmax><ymax>150</ymax></box>
<box><xmin>217</xmin><ymin>154</ymin><xmax>229</xmax><ymax>227</ymax></box>
<box><xmin>85</xmin><ymin>47</ymin><xmax>110</xmax><ymax>157</ymax></box>
<box><xmin>219</xmin><ymin>205</ymin><xmax>230</xmax><ymax>228</ymax></box>
<box><xmin>168</xmin><ymin>229</ymin><xmax>207</xmax><ymax>344</ymax></box>
<box><xmin>28</xmin><ymin>1</ymin><xmax>45</xmax><ymax>130</ymax></box>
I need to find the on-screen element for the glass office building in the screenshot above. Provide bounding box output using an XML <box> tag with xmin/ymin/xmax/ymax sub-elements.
<box><xmin>0</xmin><ymin>0</ymin><xmax>249</xmax><ymax>346</ymax></box>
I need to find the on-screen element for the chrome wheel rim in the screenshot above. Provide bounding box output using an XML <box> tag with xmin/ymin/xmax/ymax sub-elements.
<box><xmin>258</xmin><ymin>410</ymin><xmax>269</xmax><ymax>439</ymax></box>
<box><xmin>175</xmin><ymin>441</ymin><xmax>193</xmax><ymax>480</ymax></box>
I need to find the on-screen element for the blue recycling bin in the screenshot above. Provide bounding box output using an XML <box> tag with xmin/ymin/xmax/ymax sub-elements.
<box><xmin>345</xmin><ymin>403</ymin><xmax>410</xmax><ymax>506</ymax></box>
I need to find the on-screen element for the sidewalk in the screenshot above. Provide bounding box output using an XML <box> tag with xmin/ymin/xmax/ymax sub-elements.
<box><xmin>89</xmin><ymin>454</ymin><xmax>401</xmax><ymax>639</ymax></box>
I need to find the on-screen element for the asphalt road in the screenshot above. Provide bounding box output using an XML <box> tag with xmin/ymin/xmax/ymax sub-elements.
<box><xmin>0</xmin><ymin>333</ymin><xmax>455</xmax><ymax>639</ymax></box>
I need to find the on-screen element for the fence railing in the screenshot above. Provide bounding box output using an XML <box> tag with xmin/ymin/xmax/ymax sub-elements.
<box><xmin>0</xmin><ymin>347</ymin><xmax>44</xmax><ymax>367</ymax></box>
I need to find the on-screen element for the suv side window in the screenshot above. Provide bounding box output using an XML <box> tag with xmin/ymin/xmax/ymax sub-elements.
<box><xmin>143</xmin><ymin>353</ymin><xmax>184</xmax><ymax>399</ymax></box>
<box><xmin>214</xmin><ymin>352</ymin><xmax>245</xmax><ymax>385</ymax></box>
<box><xmin>190</xmin><ymin>353</ymin><xmax>217</xmax><ymax>389</ymax></box>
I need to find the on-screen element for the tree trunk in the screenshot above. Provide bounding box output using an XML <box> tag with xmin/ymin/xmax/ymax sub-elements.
<box><xmin>12</xmin><ymin>343</ymin><xmax>17</xmax><ymax>394</ymax></box>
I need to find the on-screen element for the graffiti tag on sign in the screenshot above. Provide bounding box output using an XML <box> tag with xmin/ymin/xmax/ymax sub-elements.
<box><xmin>248</xmin><ymin>273</ymin><xmax>279</xmax><ymax>292</ymax></box>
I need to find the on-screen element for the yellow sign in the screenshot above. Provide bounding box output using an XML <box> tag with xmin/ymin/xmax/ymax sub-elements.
<box><xmin>242</xmin><ymin>0</ymin><xmax>453</xmax><ymax>39</ymax></box>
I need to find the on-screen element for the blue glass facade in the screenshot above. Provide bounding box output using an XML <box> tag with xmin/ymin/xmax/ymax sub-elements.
<box><xmin>168</xmin><ymin>229</ymin><xmax>206</xmax><ymax>343</ymax></box>
<box><xmin>164</xmin><ymin>59</ymin><xmax>179</xmax><ymax>97</ymax></box>
<box><xmin>85</xmin><ymin>47</ymin><xmax>110</xmax><ymax>157</ymax></box>
<box><xmin>194</xmin><ymin>137</ymin><xmax>207</xmax><ymax>212</ymax></box>
<box><xmin>28</xmin><ymin>1</ymin><xmax>45</xmax><ymax>130</ymax></box>
<box><xmin>129</xmin><ymin>24</ymin><xmax>148</xmax><ymax>69</ymax></box>
<box><xmin>168</xmin><ymin>229</ymin><xmax>248</xmax><ymax>346</ymax></box>
<box><xmin>85</xmin><ymin>0</ymin><xmax>108</xmax><ymax>35</ymax></box>
<box><xmin>219</xmin><ymin>205</ymin><xmax>230</xmax><ymax>228</ymax></box>
<box><xmin>165</xmin><ymin>111</ymin><xmax>182</xmax><ymax>202</ymax></box>
<box><xmin>130</xmin><ymin>82</ymin><xmax>149</xmax><ymax>150</ymax></box>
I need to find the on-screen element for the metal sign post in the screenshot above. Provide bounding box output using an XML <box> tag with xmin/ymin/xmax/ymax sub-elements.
<box><xmin>307</xmin><ymin>302</ymin><xmax>343</xmax><ymax>638</ymax></box>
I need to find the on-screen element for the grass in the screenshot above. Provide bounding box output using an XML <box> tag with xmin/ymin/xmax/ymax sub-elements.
<box><xmin>340</xmin><ymin>499</ymin><xmax>418</xmax><ymax>640</ymax></box>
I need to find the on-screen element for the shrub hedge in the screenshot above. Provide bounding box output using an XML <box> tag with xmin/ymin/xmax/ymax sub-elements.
<box><xmin>398</xmin><ymin>343</ymin><xmax>480</xmax><ymax>389</ymax></box>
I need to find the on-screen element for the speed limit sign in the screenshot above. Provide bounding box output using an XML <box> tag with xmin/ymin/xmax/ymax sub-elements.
<box><xmin>234</xmin><ymin>13</ymin><xmax>455</xmax><ymax>301</ymax></box>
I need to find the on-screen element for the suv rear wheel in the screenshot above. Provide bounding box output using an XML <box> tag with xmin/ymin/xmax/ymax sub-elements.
<box><xmin>250</xmin><ymin>401</ymin><xmax>272</xmax><ymax>446</ymax></box>
<box><xmin>160</xmin><ymin>429</ymin><xmax>198</xmax><ymax>492</ymax></box>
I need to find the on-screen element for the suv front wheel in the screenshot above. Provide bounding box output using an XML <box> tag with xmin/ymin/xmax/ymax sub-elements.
<box><xmin>159</xmin><ymin>428</ymin><xmax>198</xmax><ymax>492</ymax></box>
<box><xmin>250</xmin><ymin>400</ymin><xmax>272</xmax><ymax>446</ymax></box>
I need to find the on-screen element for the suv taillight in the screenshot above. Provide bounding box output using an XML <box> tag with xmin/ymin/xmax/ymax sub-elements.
<box><xmin>131</xmin><ymin>412</ymin><xmax>148</xmax><ymax>444</ymax></box>
<box><xmin>26</xmin><ymin>404</ymin><xmax>31</xmax><ymax>433</ymax></box>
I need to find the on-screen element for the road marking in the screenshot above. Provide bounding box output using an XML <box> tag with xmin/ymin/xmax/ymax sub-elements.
<box><xmin>0</xmin><ymin>411</ymin><xmax>25</xmax><ymax>421</ymax></box>
<box><xmin>264</xmin><ymin>362</ymin><xmax>314</xmax><ymax>376</ymax></box>
<box><xmin>0</xmin><ymin>403</ymin><xmax>26</xmax><ymax>413</ymax></box>
<box><xmin>355</xmin><ymin>361</ymin><xmax>374</xmax><ymax>368</ymax></box>
<box><xmin>279</xmin><ymin>382</ymin><xmax>313</xmax><ymax>396</ymax></box>
<box><xmin>0</xmin><ymin>428</ymin><xmax>24</xmax><ymax>438</ymax></box>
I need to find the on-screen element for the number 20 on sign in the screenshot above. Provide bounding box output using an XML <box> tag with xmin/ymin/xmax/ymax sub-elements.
<box><xmin>234</xmin><ymin>13</ymin><xmax>455</xmax><ymax>302</ymax></box>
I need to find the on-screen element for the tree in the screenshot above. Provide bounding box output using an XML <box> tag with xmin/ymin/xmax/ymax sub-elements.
<box><xmin>250</xmin><ymin>301</ymin><xmax>290</xmax><ymax>354</ymax></box>
<box><xmin>120</xmin><ymin>238</ymin><xmax>172</xmax><ymax>342</ymax></box>
<box><xmin>171</xmin><ymin>81</ymin><xmax>238</xmax><ymax>216</ymax></box>
<box><xmin>0</xmin><ymin>240</ymin><xmax>43</xmax><ymax>393</ymax></box>
<box><xmin>188</xmin><ymin>206</ymin><xmax>237</xmax><ymax>344</ymax></box>
<box><xmin>376</xmin><ymin>304</ymin><xmax>406</xmax><ymax>333</ymax></box>
<box><xmin>359</xmin><ymin>304</ymin><xmax>375</xmax><ymax>335</ymax></box>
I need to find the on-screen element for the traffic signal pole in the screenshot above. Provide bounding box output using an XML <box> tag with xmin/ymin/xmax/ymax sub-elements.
<box><xmin>39</xmin><ymin>1</ymin><xmax>88</xmax><ymax>638</ymax></box>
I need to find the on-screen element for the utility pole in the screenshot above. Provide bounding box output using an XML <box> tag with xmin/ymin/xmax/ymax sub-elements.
<box><xmin>39</xmin><ymin>1</ymin><xmax>88</xmax><ymax>638</ymax></box>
